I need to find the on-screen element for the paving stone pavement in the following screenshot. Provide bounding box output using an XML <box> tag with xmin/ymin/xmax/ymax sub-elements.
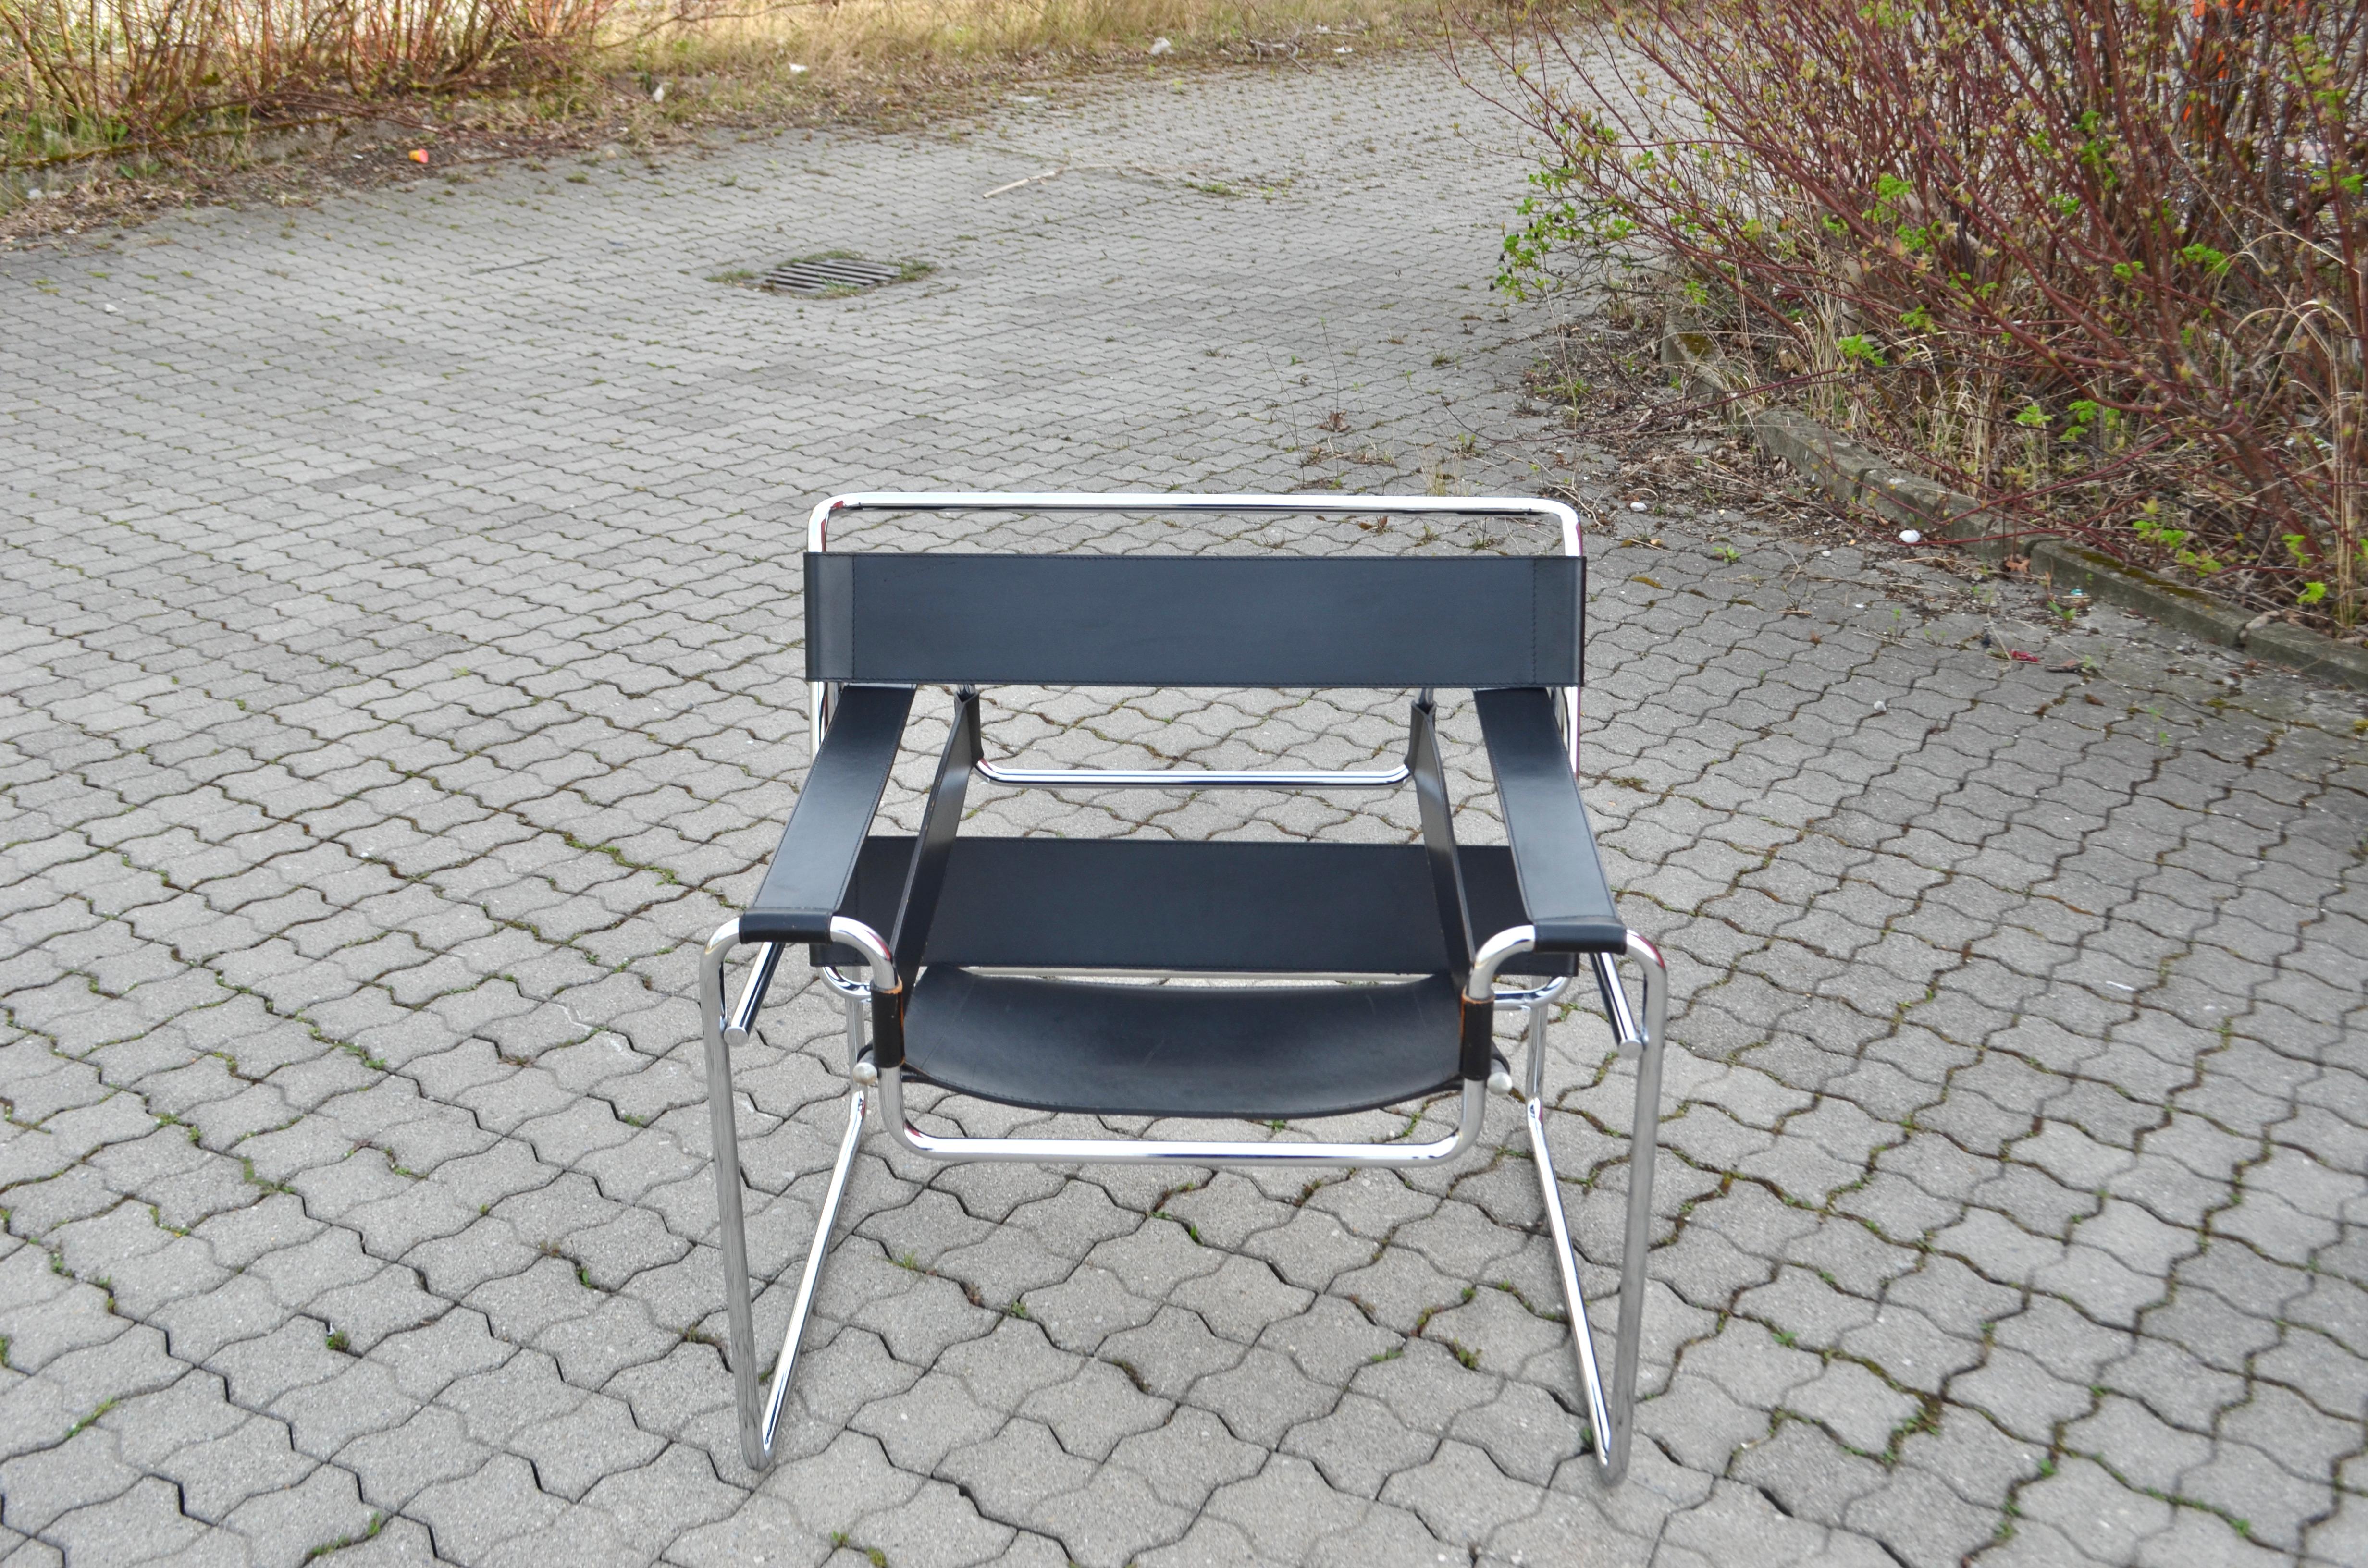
<box><xmin>5</xmin><ymin>51</ymin><xmax>2368</xmax><ymax>1568</ymax></box>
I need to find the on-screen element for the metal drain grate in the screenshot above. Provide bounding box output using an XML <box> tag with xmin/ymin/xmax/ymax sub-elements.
<box><xmin>761</xmin><ymin>256</ymin><xmax>906</xmax><ymax>295</ymax></box>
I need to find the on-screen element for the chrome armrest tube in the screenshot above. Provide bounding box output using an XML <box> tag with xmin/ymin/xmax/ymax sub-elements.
<box><xmin>721</xmin><ymin>940</ymin><xmax>785</xmax><ymax>1048</ymax></box>
<box><xmin>1591</xmin><ymin>949</ymin><xmax>1646</xmax><ymax>1058</ymax></box>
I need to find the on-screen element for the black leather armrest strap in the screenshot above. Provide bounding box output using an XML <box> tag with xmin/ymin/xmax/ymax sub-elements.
<box><xmin>741</xmin><ymin>685</ymin><xmax>916</xmax><ymax>943</ymax></box>
<box><xmin>1474</xmin><ymin>687</ymin><xmax>1627</xmax><ymax>954</ymax></box>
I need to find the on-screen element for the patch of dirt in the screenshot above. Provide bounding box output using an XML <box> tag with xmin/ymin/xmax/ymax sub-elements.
<box><xmin>0</xmin><ymin>76</ymin><xmax>992</xmax><ymax>251</ymax></box>
<box><xmin>1518</xmin><ymin>317</ymin><xmax>2364</xmax><ymax>649</ymax></box>
<box><xmin>0</xmin><ymin>39</ymin><xmax>1400</xmax><ymax>254</ymax></box>
<box><xmin>1519</xmin><ymin>315</ymin><xmax>1877</xmax><ymax>549</ymax></box>
<box><xmin>1491</xmin><ymin>313</ymin><xmax>2123</xmax><ymax>650</ymax></box>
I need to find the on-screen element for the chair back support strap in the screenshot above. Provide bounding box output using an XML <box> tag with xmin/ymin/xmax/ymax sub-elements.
<box><xmin>805</xmin><ymin>553</ymin><xmax>1583</xmax><ymax>687</ymax></box>
<box><xmin>1407</xmin><ymin>696</ymin><xmax>1498</xmax><ymax>1079</ymax></box>
<box><xmin>868</xmin><ymin>691</ymin><xmax>982</xmax><ymax>1070</ymax></box>
<box><xmin>893</xmin><ymin>692</ymin><xmax>981</xmax><ymax>984</ymax></box>
<box><xmin>1406</xmin><ymin>698</ymin><xmax>1475</xmax><ymax>976</ymax></box>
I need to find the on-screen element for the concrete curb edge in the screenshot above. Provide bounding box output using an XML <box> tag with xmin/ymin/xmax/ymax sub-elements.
<box><xmin>1658</xmin><ymin>323</ymin><xmax>2368</xmax><ymax>693</ymax></box>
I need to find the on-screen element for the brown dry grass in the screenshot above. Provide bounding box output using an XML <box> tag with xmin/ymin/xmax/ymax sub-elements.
<box><xmin>1</xmin><ymin>0</ymin><xmax>1440</xmax><ymax>169</ymax></box>
<box><xmin>652</xmin><ymin>0</ymin><xmax>1410</xmax><ymax>78</ymax></box>
<box><xmin>0</xmin><ymin>0</ymin><xmax>1449</xmax><ymax>242</ymax></box>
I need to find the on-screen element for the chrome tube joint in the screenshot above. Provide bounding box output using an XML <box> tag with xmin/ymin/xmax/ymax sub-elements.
<box><xmin>1468</xmin><ymin>924</ymin><xmax>1540</xmax><ymax>1004</ymax></box>
<box><xmin>825</xmin><ymin>916</ymin><xmax>898</xmax><ymax>993</ymax></box>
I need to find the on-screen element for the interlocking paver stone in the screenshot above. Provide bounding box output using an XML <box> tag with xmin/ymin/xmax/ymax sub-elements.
<box><xmin>3</xmin><ymin>47</ymin><xmax>2364</xmax><ymax>1568</ymax></box>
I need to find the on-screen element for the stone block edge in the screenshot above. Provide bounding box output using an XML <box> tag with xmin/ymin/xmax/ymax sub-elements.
<box><xmin>1658</xmin><ymin>321</ymin><xmax>2368</xmax><ymax>693</ymax></box>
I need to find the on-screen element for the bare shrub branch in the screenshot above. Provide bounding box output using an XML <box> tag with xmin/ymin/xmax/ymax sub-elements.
<box><xmin>1467</xmin><ymin>0</ymin><xmax>2366</xmax><ymax>629</ymax></box>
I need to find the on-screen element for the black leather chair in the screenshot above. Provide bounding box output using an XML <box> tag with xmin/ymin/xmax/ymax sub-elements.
<box><xmin>699</xmin><ymin>492</ymin><xmax>1670</xmax><ymax>1481</ymax></box>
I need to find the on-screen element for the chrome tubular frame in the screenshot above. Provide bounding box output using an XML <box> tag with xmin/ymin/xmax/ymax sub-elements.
<box><xmin>974</xmin><ymin>760</ymin><xmax>1411</xmax><ymax>790</ymax></box>
<box><xmin>701</xmin><ymin>914</ymin><xmax>895</xmax><ymax>1472</ymax></box>
<box><xmin>878</xmin><ymin>1069</ymin><xmax>1488</xmax><ymax>1167</ymax></box>
<box><xmin>695</xmin><ymin>491</ymin><xmax>1667</xmax><ymax>1479</ymax></box>
<box><xmin>1471</xmin><ymin>924</ymin><xmax>1670</xmax><ymax>1484</ymax></box>
<box><xmin>803</xmin><ymin>491</ymin><xmax>1585</xmax><ymax>779</ymax></box>
<box><xmin>704</xmin><ymin>917</ymin><xmax>1667</xmax><ymax>1479</ymax></box>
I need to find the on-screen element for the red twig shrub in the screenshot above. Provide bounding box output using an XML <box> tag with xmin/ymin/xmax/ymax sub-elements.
<box><xmin>0</xmin><ymin>0</ymin><xmax>672</xmax><ymax>152</ymax></box>
<box><xmin>1468</xmin><ymin>0</ymin><xmax>2367</xmax><ymax>630</ymax></box>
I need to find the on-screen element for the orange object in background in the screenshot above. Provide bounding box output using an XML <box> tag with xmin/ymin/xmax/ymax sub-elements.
<box><xmin>408</xmin><ymin>149</ymin><xmax>429</xmax><ymax>164</ymax></box>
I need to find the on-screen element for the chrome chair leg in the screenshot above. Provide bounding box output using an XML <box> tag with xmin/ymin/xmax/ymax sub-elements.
<box><xmin>1524</xmin><ymin>931</ymin><xmax>1668</xmax><ymax>1483</ymax></box>
<box><xmin>703</xmin><ymin>919</ymin><xmax>869</xmax><ymax>1472</ymax></box>
<box><xmin>705</xmin><ymin>916</ymin><xmax>1667</xmax><ymax>1479</ymax></box>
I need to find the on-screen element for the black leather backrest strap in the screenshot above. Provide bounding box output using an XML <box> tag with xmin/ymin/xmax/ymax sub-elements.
<box><xmin>742</xmin><ymin>684</ymin><xmax>914</xmax><ymax>943</ymax></box>
<box><xmin>806</xmin><ymin>552</ymin><xmax>1583</xmax><ymax>687</ymax></box>
<box><xmin>1473</xmin><ymin>686</ymin><xmax>1627</xmax><ymax>955</ymax></box>
<box><xmin>1406</xmin><ymin>698</ymin><xmax>1474</xmax><ymax>975</ymax></box>
<box><xmin>891</xmin><ymin>692</ymin><xmax>981</xmax><ymax>982</ymax></box>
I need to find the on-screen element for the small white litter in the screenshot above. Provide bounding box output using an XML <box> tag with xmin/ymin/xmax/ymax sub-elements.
<box><xmin>1629</xmin><ymin>501</ymin><xmax>1648</xmax><ymax>512</ymax></box>
<box><xmin>1149</xmin><ymin>37</ymin><xmax>1172</xmax><ymax>55</ymax></box>
<box><xmin>1899</xmin><ymin>528</ymin><xmax>1922</xmax><ymax>544</ymax></box>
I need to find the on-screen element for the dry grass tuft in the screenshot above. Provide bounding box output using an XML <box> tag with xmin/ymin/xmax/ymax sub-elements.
<box><xmin>653</xmin><ymin>0</ymin><xmax>1403</xmax><ymax>75</ymax></box>
<box><xmin>1</xmin><ymin>0</ymin><xmax>1444</xmax><ymax>172</ymax></box>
